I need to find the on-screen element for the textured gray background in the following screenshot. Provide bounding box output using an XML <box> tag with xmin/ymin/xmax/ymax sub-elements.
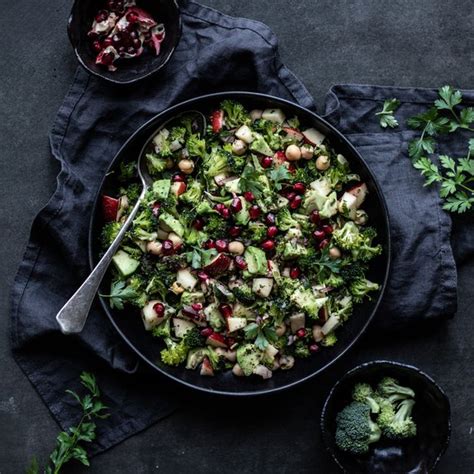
<box><xmin>1</xmin><ymin>0</ymin><xmax>473</xmax><ymax>473</ymax></box>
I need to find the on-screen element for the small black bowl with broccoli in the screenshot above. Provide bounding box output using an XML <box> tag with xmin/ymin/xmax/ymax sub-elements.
<box><xmin>321</xmin><ymin>361</ymin><xmax>450</xmax><ymax>473</ymax></box>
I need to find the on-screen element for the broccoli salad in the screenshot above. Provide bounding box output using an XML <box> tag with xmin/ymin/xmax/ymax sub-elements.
<box><xmin>100</xmin><ymin>100</ymin><xmax>382</xmax><ymax>379</ymax></box>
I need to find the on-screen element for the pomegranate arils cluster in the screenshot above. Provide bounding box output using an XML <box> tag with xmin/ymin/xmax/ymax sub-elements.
<box><xmin>89</xmin><ymin>0</ymin><xmax>166</xmax><ymax>72</ymax></box>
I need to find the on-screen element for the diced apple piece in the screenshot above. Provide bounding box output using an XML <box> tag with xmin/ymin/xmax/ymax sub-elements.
<box><xmin>102</xmin><ymin>195</ymin><xmax>120</xmax><ymax>222</ymax></box>
<box><xmin>253</xmin><ymin>364</ymin><xmax>272</xmax><ymax>379</ymax></box>
<box><xmin>214</xmin><ymin>173</ymin><xmax>229</xmax><ymax>186</ymax></box>
<box><xmin>252</xmin><ymin>278</ymin><xmax>274</xmax><ymax>298</ymax></box>
<box><xmin>141</xmin><ymin>300</ymin><xmax>165</xmax><ymax>331</ymax></box>
<box><xmin>262</xmin><ymin>108</ymin><xmax>286</xmax><ymax>123</ymax></box>
<box><xmin>168</xmin><ymin>232</ymin><xmax>183</xmax><ymax>249</ymax></box>
<box><xmin>176</xmin><ymin>268</ymin><xmax>198</xmax><ymax>291</ymax></box>
<box><xmin>227</xmin><ymin>317</ymin><xmax>247</xmax><ymax>333</ymax></box>
<box><xmin>347</xmin><ymin>182</ymin><xmax>368</xmax><ymax>208</ymax></box>
<box><xmin>302</xmin><ymin>128</ymin><xmax>325</xmax><ymax>146</ymax></box>
<box><xmin>338</xmin><ymin>192</ymin><xmax>358</xmax><ymax>220</ymax></box>
<box><xmin>321</xmin><ymin>314</ymin><xmax>341</xmax><ymax>335</ymax></box>
<box><xmin>235</xmin><ymin>125</ymin><xmax>254</xmax><ymax>144</ymax></box>
<box><xmin>290</xmin><ymin>312</ymin><xmax>306</xmax><ymax>333</ymax></box>
<box><xmin>310</xmin><ymin>178</ymin><xmax>332</xmax><ymax>197</ymax></box>
<box><xmin>250</xmin><ymin>109</ymin><xmax>263</xmax><ymax>121</ymax></box>
<box><xmin>265</xmin><ymin>344</ymin><xmax>279</xmax><ymax>359</ymax></box>
<box><xmin>283</xmin><ymin>127</ymin><xmax>304</xmax><ymax>141</ymax></box>
<box><xmin>202</xmin><ymin>254</ymin><xmax>232</xmax><ymax>276</ymax></box>
<box><xmin>173</xmin><ymin>318</ymin><xmax>195</xmax><ymax>338</ymax></box>
<box><xmin>206</xmin><ymin>332</ymin><xmax>228</xmax><ymax>348</ymax></box>
<box><xmin>171</xmin><ymin>181</ymin><xmax>186</xmax><ymax>197</ymax></box>
<box><xmin>200</xmin><ymin>357</ymin><xmax>215</xmax><ymax>376</ymax></box>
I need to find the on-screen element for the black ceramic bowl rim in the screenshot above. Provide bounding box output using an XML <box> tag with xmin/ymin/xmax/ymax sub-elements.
<box><xmin>320</xmin><ymin>360</ymin><xmax>451</xmax><ymax>473</ymax></box>
<box><xmin>67</xmin><ymin>0</ymin><xmax>182</xmax><ymax>85</ymax></box>
<box><xmin>88</xmin><ymin>91</ymin><xmax>392</xmax><ymax>396</ymax></box>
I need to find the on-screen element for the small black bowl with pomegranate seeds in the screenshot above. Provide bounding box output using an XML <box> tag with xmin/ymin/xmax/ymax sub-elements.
<box><xmin>68</xmin><ymin>0</ymin><xmax>181</xmax><ymax>84</ymax></box>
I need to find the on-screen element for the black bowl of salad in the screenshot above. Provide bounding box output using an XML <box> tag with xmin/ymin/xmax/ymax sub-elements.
<box><xmin>320</xmin><ymin>361</ymin><xmax>451</xmax><ymax>473</ymax></box>
<box><xmin>89</xmin><ymin>92</ymin><xmax>391</xmax><ymax>395</ymax></box>
<box><xmin>68</xmin><ymin>0</ymin><xmax>181</xmax><ymax>84</ymax></box>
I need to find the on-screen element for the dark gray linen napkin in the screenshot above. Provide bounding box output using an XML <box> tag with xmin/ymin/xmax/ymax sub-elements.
<box><xmin>10</xmin><ymin>1</ymin><xmax>315</xmax><ymax>454</ymax></box>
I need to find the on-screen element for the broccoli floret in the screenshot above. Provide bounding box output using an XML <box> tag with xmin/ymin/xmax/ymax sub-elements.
<box><xmin>294</xmin><ymin>340</ymin><xmax>310</xmax><ymax>358</ymax></box>
<box><xmin>121</xmin><ymin>183</ymin><xmax>141</xmax><ymax>203</ymax></box>
<box><xmin>325</xmin><ymin>273</ymin><xmax>345</xmax><ymax>288</ymax></box>
<box><xmin>236</xmin><ymin>344</ymin><xmax>262</xmax><ymax>376</ymax></box>
<box><xmin>377</xmin><ymin>398</ymin><xmax>396</xmax><ymax>428</ymax></box>
<box><xmin>233</xmin><ymin>284</ymin><xmax>257</xmax><ymax>305</ymax></box>
<box><xmin>180</xmin><ymin>180</ymin><xmax>203</xmax><ymax>205</ymax></box>
<box><xmin>275</xmin><ymin>276</ymin><xmax>300</xmax><ymax>300</ymax></box>
<box><xmin>227</xmin><ymin>154</ymin><xmax>247</xmax><ymax>174</ymax></box>
<box><xmin>243</xmin><ymin>222</ymin><xmax>267</xmax><ymax>241</ymax></box>
<box><xmin>204</xmin><ymin>215</ymin><xmax>228</xmax><ymax>239</ymax></box>
<box><xmin>351</xmin><ymin>228</ymin><xmax>383</xmax><ymax>262</ymax></box>
<box><xmin>152</xmin><ymin>319</ymin><xmax>171</xmax><ymax>338</ymax></box>
<box><xmin>117</xmin><ymin>161</ymin><xmax>136</xmax><ymax>181</ymax></box>
<box><xmin>183</xmin><ymin>327</ymin><xmax>206</xmax><ymax>349</ymax></box>
<box><xmin>204</xmin><ymin>151</ymin><xmax>229</xmax><ymax>177</ymax></box>
<box><xmin>101</xmin><ymin>221</ymin><xmax>122</xmax><ymax>248</ymax></box>
<box><xmin>382</xmin><ymin>399</ymin><xmax>417</xmax><ymax>440</ymax></box>
<box><xmin>352</xmin><ymin>383</ymin><xmax>380</xmax><ymax>414</ymax></box>
<box><xmin>279</xmin><ymin>241</ymin><xmax>308</xmax><ymax>260</ymax></box>
<box><xmin>207</xmin><ymin>348</ymin><xmax>227</xmax><ymax>371</ymax></box>
<box><xmin>146</xmin><ymin>153</ymin><xmax>169</xmax><ymax>176</ymax></box>
<box><xmin>133</xmin><ymin>206</ymin><xmax>156</xmax><ymax>233</ymax></box>
<box><xmin>221</xmin><ymin>100</ymin><xmax>251</xmax><ymax>128</ymax></box>
<box><xmin>290</xmin><ymin>287</ymin><xmax>327</xmax><ymax>318</ymax></box>
<box><xmin>330</xmin><ymin>295</ymin><xmax>353</xmax><ymax>322</ymax></box>
<box><xmin>335</xmin><ymin>401</ymin><xmax>382</xmax><ymax>455</ymax></box>
<box><xmin>321</xmin><ymin>332</ymin><xmax>337</xmax><ymax>347</ymax></box>
<box><xmin>180</xmin><ymin>291</ymin><xmax>205</xmax><ymax>306</ymax></box>
<box><xmin>170</xmin><ymin>126</ymin><xmax>187</xmax><ymax>143</ymax></box>
<box><xmin>350</xmin><ymin>278</ymin><xmax>380</xmax><ymax>303</ymax></box>
<box><xmin>377</xmin><ymin>377</ymin><xmax>416</xmax><ymax>399</ymax></box>
<box><xmin>276</xmin><ymin>208</ymin><xmax>300</xmax><ymax>231</ymax></box>
<box><xmin>333</xmin><ymin>221</ymin><xmax>361</xmax><ymax>250</ymax></box>
<box><xmin>186</xmin><ymin>134</ymin><xmax>206</xmax><ymax>159</ymax></box>
<box><xmin>160</xmin><ymin>338</ymin><xmax>189</xmax><ymax>366</ymax></box>
<box><xmin>196</xmin><ymin>200</ymin><xmax>217</xmax><ymax>215</ymax></box>
<box><xmin>340</xmin><ymin>261</ymin><xmax>368</xmax><ymax>283</ymax></box>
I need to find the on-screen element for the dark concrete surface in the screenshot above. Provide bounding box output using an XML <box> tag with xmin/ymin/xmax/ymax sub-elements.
<box><xmin>1</xmin><ymin>1</ymin><xmax>473</xmax><ymax>472</ymax></box>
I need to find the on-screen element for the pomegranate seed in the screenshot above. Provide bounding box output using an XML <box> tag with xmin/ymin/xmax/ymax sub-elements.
<box><xmin>290</xmin><ymin>267</ymin><xmax>301</xmax><ymax>279</ymax></box>
<box><xmin>267</xmin><ymin>226</ymin><xmax>278</xmax><ymax>238</ymax></box>
<box><xmin>214</xmin><ymin>203</ymin><xmax>225</xmax><ymax>212</ymax></box>
<box><xmin>290</xmin><ymin>195</ymin><xmax>303</xmax><ymax>209</ymax></box>
<box><xmin>203</xmin><ymin>239</ymin><xmax>216</xmax><ymax>249</ymax></box>
<box><xmin>286</xmin><ymin>191</ymin><xmax>296</xmax><ymax>201</ymax></box>
<box><xmin>127</xmin><ymin>46</ymin><xmax>135</xmax><ymax>54</ymax></box>
<box><xmin>319</xmin><ymin>239</ymin><xmax>330</xmax><ymax>250</ymax></box>
<box><xmin>112</xmin><ymin>33</ymin><xmax>122</xmax><ymax>45</ymax></box>
<box><xmin>296</xmin><ymin>328</ymin><xmax>306</xmax><ymax>338</ymax></box>
<box><xmin>151</xmin><ymin>202</ymin><xmax>161</xmax><ymax>216</ymax></box>
<box><xmin>309</xmin><ymin>344</ymin><xmax>320</xmax><ymax>353</ymax></box>
<box><xmin>249</xmin><ymin>205</ymin><xmax>261</xmax><ymax>220</ymax></box>
<box><xmin>153</xmin><ymin>303</ymin><xmax>165</xmax><ymax>317</ymax></box>
<box><xmin>261</xmin><ymin>240</ymin><xmax>275</xmax><ymax>251</ymax></box>
<box><xmin>200</xmin><ymin>327</ymin><xmax>213</xmax><ymax>337</ymax></box>
<box><xmin>172</xmin><ymin>173</ymin><xmax>185</xmax><ymax>182</ymax></box>
<box><xmin>198</xmin><ymin>271</ymin><xmax>209</xmax><ymax>281</ymax></box>
<box><xmin>244</xmin><ymin>191</ymin><xmax>255</xmax><ymax>202</ymax></box>
<box><xmin>101</xmin><ymin>52</ymin><xmax>115</xmax><ymax>65</ymax></box>
<box><xmin>230</xmin><ymin>197</ymin><xmax>242</xmax><ymax>213</ymax></box>
<box><xmin>126</xmin><ymin>11</ymin><xmax>139</xmax><ymax>22</ymax></box>
<box><xmin>229</xmin><ymin>226</ymin><xmax>241</xmax><ymax>237</ymax></box>
<box><xmin>235</xmin><ymin>256</ymin><xmax>248</xmax><ymax>270</ymax></box>
<box><xmin>162</xmin><ymin>240</ymin><xmax>174</xmax><ymax>255</ymax></box>
<box><xmin>88</xmin><ymin>31</ymin><xmax>99</xmax><ymax>41</ymax></box>
<box><xmin>288</xmin><ymin>164</ymin><xmax>296</xmax><ymax>173</ymax></box>
<box><xmin>265</xmin><ymin>213</ymin><xmax>276</xmax><ymax>225</ymax></box>
<box><xmin>95</xmin><ymin>10</ymin><xmax>109</xmax><ymax>22</ymax></box>
<box><xmin>261</xmin><ymin>156</ymin><xmax>273</xmax><ymax>168</ymax></box>
<box><xmin>215</xmin><ymin>240</ymin><xmax>228</xmax><ymax>252</ymax></box>
<box><xmin>293</xmin><ymin>182</ymin><xmax>306</xmax><ymax>194</ymax></box>
<box><xmin>192</xmin><ymin>303</ymin><xmax>203</xmax><ymax>311</ymax></box>
<box><xmin>132</xmin><ymin>39</ymin><xmax>142</xmax><ymax>49</ymax></box>
<box><xmin>129</xmin><ymin>31</ymin><xmax>138</xmax><ymax>40</ymax></box>
<box><xmin>92</xmin><ymin>40</ymin><xmax>102</xmax><ymax>53</ymax></box>
<box><xmin>313</xmin><ymin>230</ymin><xmax>326</xmax><ymax>241</ymax></box>
<box><xmin>118</xmin><ymin>46</ymin><xmax>126</xmax><ymax>55</ymax></box>
<box><xmin>193</xmin><ymin>218</ymin><xmax>204</xmax><ymax>230</ymax></box>
<box><xmin>310</xmin><ymin>210</ymin><xmax>321</xmax><ymax>224</ymax></box>
<box><xmin>219</xmin><ymin>304</ymin><xmax>233</xmax><ymax>318</ymax></box>
<box><xmin>221</xmin><ymin>208</ymin><xmax>230</xmax><ymax>219</ymax></box>
<box><xmin>322</xmin><ymin>224</ymin><xmax>333</xmax><ymax>235</ymax></box>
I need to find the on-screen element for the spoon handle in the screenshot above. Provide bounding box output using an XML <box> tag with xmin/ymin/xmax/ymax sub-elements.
<box><xmin>56</xmin><ymin>193</ymin><xmax>144</xmax><ymax>334</ymax></box>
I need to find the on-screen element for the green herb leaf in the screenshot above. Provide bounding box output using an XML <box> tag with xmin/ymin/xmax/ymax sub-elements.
<box><xmin>239</xmin><ymin>164</ymin><xmax>264</xmax><ymax>198</ymax></box>
<box><xmin>413</xmin><ymin>158</ymin><xmax>442</xmax><ymax>185</ymax></box>
<box><xmin>100</xmin><ymin>281</ymin><xmax>137</xmax><ymax>310</ymax></box>
<box><xmin>443</xmin><ymin>191</ymin><xmax>474</xmax><ymax>213</ymax></box>
<box><xmin>185</xmin><ymin>247</ymin><xmax>218</xmax><ymax>269</ymax></box>
<box><xmin>254</xmin><ymin>331</ymin><xmax>269</xmax><ymax>350</ymax></box>
<box><xmin>375</xmin><ymin>98</ymin><xmax>400</xmax><ymax>128</ymax></box>
<box><xmin>435</xmin><ymin>85</ymin><xmax>462</xmax><ymax>111</ymax></box>
<box><xmin>269</xmin><ymin>166</ymin><xmax>291</xmax><ymax>190</ymax></box>
<box><xmin>243</xmin><ymin>322</ymin><xmax>259</xmax><ymax>340</ymax></box>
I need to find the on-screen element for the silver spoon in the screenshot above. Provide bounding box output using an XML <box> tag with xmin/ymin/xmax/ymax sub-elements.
<box><xmin>56</xmin><ymin>111</ymin><xmax>206</xmax><ymax>334</ymax></box>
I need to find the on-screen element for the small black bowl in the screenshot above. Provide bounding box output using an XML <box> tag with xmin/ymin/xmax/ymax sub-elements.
<box><xmin>67</xmin><ymin>0</ymin><xmax>181</xmax><ymax>84</ymax></box>
<box><xmin>321</xmin><ymin>361</ymin><xmax>451</xmax><ymax>473</ymax></box>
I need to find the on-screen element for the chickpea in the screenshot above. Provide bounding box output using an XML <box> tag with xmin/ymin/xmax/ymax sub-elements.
<box><xmin>285</xmin><ymin>144</ymin><xmax>302</xmax><ymax>161</ymax></box>
<box><xmin>170</xmin><ymin>281</ymin><xmax>184</xmax><ymax>294</ymax></box>
<box><xmin>301</xmin><ymin>144</ymin><xmax>314</xmax><ymax>160</ymax></box>
<box><xmin>275</xmin><ymin>322</ymin><xmax>287</xmax><ymax>337</ymax></box>
<box><xmin>157</xmin><ymin>228</ymin><xmax>169</xmax><ymax>240</ymax></box>
<box><xmin>355</xmin><ymin>209</ymin><xmax>368</xmax><ymax>225</ymax></box>
<box><xmin>146</xmin><ymin>241</ymin><xmax>162</xmax><ymax>256</ymax></box>
<box><xmin>232</xmin><ymin>139</ymin><xmax>247</xmax><ymax>156</ymax></box>
<box><xmin>329</xmin><ymin>247</ymin><xmax>341</xmax><ymax>260</ymax></box>
<box><xmin>232</xmin><ymin>363</ymin><xmax>244</xmax><ymax>376</ymax></box>
<box><xmin>312</xmin><ymin>325</ymin><xmax>324</xmax><ymax>342</ymax></box>
<box><xmin>178</xmin><ymin>159</ymin><xmax>194</xmax><ymax>174</ymax></box>
<box><xmin>168</xmin><ymin>232</ymin><xmax>183</xmax><ymax>249</ymax></box>
<box><xmin>228</xmin><ymin>241</ymin><xmax>245</xmax><ymax>255</ymax></box>
<box><xmin>279</xmin><ymin>355</ymin><xmax>295</xmax><ymax>370</ymax></box>
<box><xmin>316</xmin><ymin>155</ymin><xmax>330</xmax><ymax>170</ymax></box>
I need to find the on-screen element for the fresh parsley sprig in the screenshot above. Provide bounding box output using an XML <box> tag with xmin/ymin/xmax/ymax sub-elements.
<box><xmin>375</xmin><ymin>98</ymin><xmax>400</xmax><ymax>128</ymax></box>
<box><xmin>244</xmin><ymin>321</ymin><xmax>278</xmax><ymax>351</ymax></box>
<box><xmin>27</xmin><ymin>372</ymin><xmax>109</xmax><ymax>474</ymax></box>
<box><xmin>239</xmin><ymin>164</ymin><xmax>264</xmax><ymax>198</ymax></box>
<box><xmin>100</xmin><ymin>280</ymin><xmax>137</xmax><ymax>310</ymax></box>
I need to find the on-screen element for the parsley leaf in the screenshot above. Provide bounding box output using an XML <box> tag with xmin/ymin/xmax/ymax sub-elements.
<box><xmin>239</xmin><ymin>164</ymin><xmax>264</xmax><ymax>198</ymax></box>
<box><xmin>375</xmin><ymin>98</ymin><xmax>400</xmax><ymax>128</ymax></box>
<box><xmin>269</xmin><ymin>166</ymin><xmax>291</xmax><ymax>191</ymax></box>
<box><xmin>100</xmin><ymin>280</ymin><xmax>137</xmax><ymax>310</ymax></box>
<box><xmin>185</xmin><ymin>247</ymin><xmax>218</xmax><ymax>269</ymax></box>
<box><xmin>435</xmin><ymin>85</ymin><xmax>462</xmax><ymax>111</ymax></box>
